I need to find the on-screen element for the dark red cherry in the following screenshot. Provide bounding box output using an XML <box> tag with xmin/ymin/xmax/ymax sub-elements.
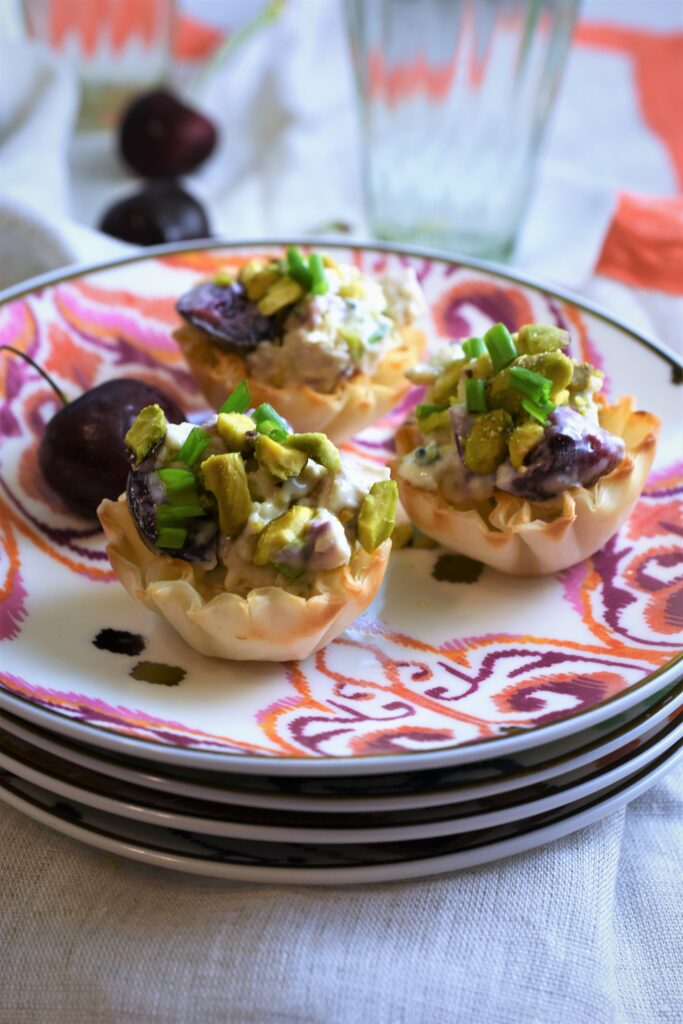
<box><xmin>176</xmin><ymin>281</ymin><xmax>273</xmax><ymax>351</ymax></box>
<box><xmin>119</xmin><ymin>88</ymin><xmax>217</xmax><ymax>178</ymax></box>
<box><xmin>38</xmin><ymin>379</ymin><xmax>186</xmax><ymax>519</ymax></box>
<box><xmin>99</xmin><ymin>181</ymin><xmax>210</xmax><ymax>246</ymax></box>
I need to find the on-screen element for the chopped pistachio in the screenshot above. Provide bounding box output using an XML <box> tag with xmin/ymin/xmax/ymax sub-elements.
<box><xmin>464</xmin><ymin>409</ymin><xmax>513</xmax><ymax>474</ymax></box>
<box><xmin>431</xmin><ymin>359</ymin><xmax>467</xmax><ymax>404</ymax></box>
<box><xmin>518</xmin><ymin>352</ymin><xmax>573</xmax><ymax>400</ymax></box>
<box><xmin>338</xmin><ymin>326</ymin><xmax>364</xmax><ymax>362</ymax></box>
<box><xmin>243</xmin><ymin>264</ymin><xmax>281</xmax><ymax>302</ymax></box>
<box><xmin>253</xmin><ymin>505</ymin><xmax>316</xmax><ymax>566</ymax></box>
<box><xmin>200</xmin><ymin>453</ymin><xmax>251</xmax><ymax>536</ymax></box>
<box><xmin>216</xmin><ymin>412</ymin><xmax>256</xmax><ymax>453</ymax></box>
<box><xmin>357</xmin><ymin>480</ymin><xmax>398</xmax><ymax>553</ymax></box>
<box><xmin>238</xmin><ymin>259</ymin><xmax>266</xmax><ymax>285</ymax></box>
<box><xmin>255</xmin><ymin>434</ymin><xmax>307</xmax><ymax>480</ymax></box>
<box><xmin>286</xmin><ymin>433</ymin><xmax>341</xmax><ymax>473</ymax></box>
<box><xmin>124</xmin><ymin>404</ymin><xmax>167</xmax><ymax>466</ymax></box>
<box><xmin>516</xmin><ymin>324</ymin><xmax>570</xmax><ymax>355</ymax></box>
<box><xmin>213</xmin><ymin>270</ymin><xmax>235</xmax><ymax>286</ymax></box>
<box><xmin>419</xmin><ymin>409</ymin><xmax>452</xmax><ymax>435</ymax></box>
<box><xmin>569</xmin><ymin>362</ymin><xmax>592</xmax><ymax>392</ymax></box>
<box><xmin>508</xmin><ymin>422</ymin><xmax>544</xmax><ymax>470</ymax></box>
<box><xmin>488</xmin><ymin>369</ymin><xmax>523</xmax><ymax>415</ymax></box>
<box><xmin>489</xmin><ymin>351</ymin><xmax>574</xmax><ymax>415</ymax></box>
<box><xmin>257</xmin><ymin>276</ymin><xmax>305</xmax><ymax>316</ymax></box>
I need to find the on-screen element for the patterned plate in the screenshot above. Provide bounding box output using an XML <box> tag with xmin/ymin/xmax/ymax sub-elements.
<box><xmin>0</xmin><ymin>703</ymin><xmax>680</xmax><ymax>841</ymax></box>
<box><xmin>0</xmin><ymin>678</ymin><xmax>680</xmax><ymax>812</ymax></box>
<box><xmin>1</xmin><ymin>241</ymin><xmax>681</xmax><ymax>775</ymax></box>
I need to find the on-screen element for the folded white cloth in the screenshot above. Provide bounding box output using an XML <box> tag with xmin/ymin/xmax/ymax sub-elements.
<box><xmin>0</xmin><ymin>763</ymin><xmax>681</xmax><ymax>1024</ymax></box>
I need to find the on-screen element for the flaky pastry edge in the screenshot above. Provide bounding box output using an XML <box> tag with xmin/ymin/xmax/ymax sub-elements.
<box><xmin>98</xmin><ymin>496</ymin><xmax>390</xmax><ymax>661</ymax></box>
<box><xmin>174</xmin><ymin>323</ymin><xmax>425</xmax><ymax>443</ymax></box>
<box><xmin>392</xmin><ymin>396</ymin><xmax>660</xmax><ymax>575</ymax></box>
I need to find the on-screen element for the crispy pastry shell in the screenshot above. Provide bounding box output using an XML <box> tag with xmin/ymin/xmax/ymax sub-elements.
<box><xmin>174</xmin><ymin>323</ymin><xmax>425</xmax><ymax>443</ymax></box>
<box><xmin>393</xmin><ymin>396</ymin><xmax>660</xmax><ymax>576</ymax></box>
<box><xmin>98</xmin><ymin>497</ymin><xmax>390</xmax><ymax>661</ymax></box>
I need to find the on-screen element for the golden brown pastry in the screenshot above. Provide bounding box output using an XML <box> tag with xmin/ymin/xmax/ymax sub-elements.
<box><xmin>99</xmin><ymin>386</ymin><xmax>398</xmax><ymax>660</ymax></box>
<box><xmin>174</xmin><ymin>249</ymin><xmax>426</xmax><ymax>443</ymax></box>
<box><xmin>393</xmin><ymin>323</ymin><xmax>660</xmax><ymax>575</ymax></box>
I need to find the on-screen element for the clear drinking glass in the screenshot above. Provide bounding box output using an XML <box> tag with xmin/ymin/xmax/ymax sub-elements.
<box><xmin>346</xmin><ymin>0</ymin><xmax>579</xmax><ymax>260</ymax></box>
<box><xmin>21</xmin><ymin>0</ymin><xmax>175</xmax><ymax>130</ymax></box>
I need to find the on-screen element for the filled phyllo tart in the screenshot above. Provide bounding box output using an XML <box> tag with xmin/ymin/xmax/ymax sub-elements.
<box><xmin>99</xmin><ymin>383</ymin><xmax>398</xmax><ymax>660</ymax></box>
<box><xmin>394</xmin><ymin>323</ymin><xmax>659</xmax><ymax>575</ymax></box>
<box><xmin>174</xmin><ymin>248</ymin><xmax>426</xmax><ymax>442</ymax></box>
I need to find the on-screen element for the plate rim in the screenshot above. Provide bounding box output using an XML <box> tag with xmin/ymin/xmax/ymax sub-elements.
<box><xmin>1</xmin><ymin>681</ymin><xmax>680</xmax><ymax>812</ymax></box>
<box><xmin>0</xmin><ymin>742</ymin><xmax>680</xmax><ymax>885</ymax></box>
<box><xmin>1</xmin><ymin>715</ymin><xmax>680</xmax><ymax>843</ymax></box>
<box><xmin>1</xmin><ymin>236</ymin><xmax>681</xmax><ymax>776</ymax></box>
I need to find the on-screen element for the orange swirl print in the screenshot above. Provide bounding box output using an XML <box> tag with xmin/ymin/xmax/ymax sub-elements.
<box><xmin>0</xmin><ymin>514</ymin><xmax>27</xmax><ymax>641</ymax></box>
<box><xmin>432</xmin><ymin>280</ymin><xmax>534</xmax><ymax>341</ymax></box>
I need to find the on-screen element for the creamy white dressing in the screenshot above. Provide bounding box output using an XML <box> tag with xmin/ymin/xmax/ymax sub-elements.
<box><xmin>399</xmin><ymin>445</ymin><xmax>495</xmax><ymax>502</ymax></box>
<box><xmin>245</xmin><ymin>262</ymin><xmax>425</xmax><ymax>394</ymax></box>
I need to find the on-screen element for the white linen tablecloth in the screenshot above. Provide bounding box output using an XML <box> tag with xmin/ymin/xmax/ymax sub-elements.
<box><xmin>0</xmin><ymin>2</ymin><xmax>681</xmax><ymax>1022</ymax></box>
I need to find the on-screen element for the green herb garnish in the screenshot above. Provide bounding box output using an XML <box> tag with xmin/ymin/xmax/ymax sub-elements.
<box><xmin>252</xmin><ymin>403</ymin><xmax>290</xmax><ymax>441</ymax></box>
<box><xmin>286</xmin><ymin>246</ymin><xmax>313</xmax><ymax>289</ymax></box>
<box><xmin>156</xmin><ymin>526</ymin><xmax>187</xmax><ymax>550</ymax></box>
<box><xmin>177</xmin><ymin>427</ymin><xmax>211</xmax><ymax>468</ymax></box>
<box><xmin>484</xmin><ymin>323</ymin><xmax>517</xmax><ymax>374</ymax></box>
<box><xmin>156</xmin><ymin>504</ymin><xmax>205</xmax><ymax>525</ymax></box>
<box><xmin>308</xmin><ymin>252</ymin><xmax>328</xmax><ymax>295</ymax></box>
<box><xmin>465</xmin><ymin>378</ymin><xmax>488</xmax><ymax>413</ymax></box>
<box><xmin>509</xmin><ymin>366</ymin><xmax>556</xmax><ymax>424</ymax></box>
<box><xmin>157</xmin><ymin>467</ymin><xmax>196</xmax><ymax>493</ymax></box>
<box><xmin>462</xmin><ymin>336</ymin><xmax>486</xmax><ymax>359</ymax></box>
<box><xmin>416</xmin><ymin>403</ymin><xmax>449</xmax><ymax>419</ymax></box>
<box><xmin>219</xmin><ymin>381</ymin><xmax>251</xmax><ymax>415</ymax></box>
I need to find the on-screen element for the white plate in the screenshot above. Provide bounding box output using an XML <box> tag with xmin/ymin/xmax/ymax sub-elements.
<box><xmin>1</xmin><ymin>239</ymin><xmax>681</xmax><ymax>776</ymax></box>
<box><xmin>1</xmin><ymin>712</ymin><xmax>680</xmax><ymax>843</ymax></box>
<box><xmin>0</xmin><ymin>743</ymin><xmax>680</xmax><ymax>885</ymax></box>
<box><xmin>1</xmin><ymin>681</ymin><xmax>680</xmax><ymax>816</ymax></box>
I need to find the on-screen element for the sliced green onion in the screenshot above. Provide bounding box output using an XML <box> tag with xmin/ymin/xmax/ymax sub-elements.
<box><xmin>156</xmin><ymin>526</ymin><xmax>187</xmax><ymax>550</ymax></box>
<box><xmin>521</xmin><ymin>396</ymin><xmax>554</xmax><ymax>425</ymax></box>
<box><xmin>156</xmin><ymin>504</ymin><xmax>205</xmax><ymax>525</ymax></box>
<box><xmin>253</xmin><ymin>403</ymin><xmax>289</xmax><ymax>433</ymax></box>
<box><xmin>465</xmin><ymin>378</ymin><xmax>488</xmax><ymax>413</ymax></box>
<box><xmin>416</xmin><ymin>403</ymin><xmax>449</xmax><ymax>419</ymax></box>
<box><xmin>257</xmin><ymin>421</ymin><xmax>289</xmax><ymax>443</ymax></box>
<box><xmin>462</xmin><ymin>336</ymin><xmax>486</xmax><ymax>359</ymax></box>
<box><xmin>286</xmin><ymin>246</ymin><xmax>313</xmax><ymax>289</ymax></box>
<box><xmin>484</xmin><ymin>323</ymin><xmax>517</xmax><ymax>374</ymax></box>
<box><xmin>157</xmin><ymin>468</ymin><xmax>198</xmax><ymax>508</ymax></box>
<box><xmin>177</xmin><ymin>427</ymin><xmax>211</xmax><ymax>468</ymax></box>
<box><xmin>219</xmin><ymin>380</ymin><xmax>251</xmax><ymax>414</ymax></box>
<box><xmin>508</xmin><ymin>366</ymin><xmax>552</xmax><ymax>402</ymax></box>
<box><xmin>157</xmin><ymin>467</ymin><xmax>196</xmax><ymax>490</ymax></box>
<box><xmin>308</xmin><ymin>252</ymin><xmax>328</xmax><ymax>295</ymax></box>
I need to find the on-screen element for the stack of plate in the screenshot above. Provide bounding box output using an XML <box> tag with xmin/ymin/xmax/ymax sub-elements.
<box><xmin>0</xmin><ymin>241</ymin><xmax>681</xmax><ymax>885</ymax></box>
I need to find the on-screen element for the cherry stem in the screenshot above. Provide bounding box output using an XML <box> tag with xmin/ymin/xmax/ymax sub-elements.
<box><xmin>189</xmin><ymin>0</ymin><xmax>285</xmax><ymax>102</ymax></box>
<box><xmin>0</xmin><ymin>345</ymin><xmax>69</xmax><ymax>405</ymax></box>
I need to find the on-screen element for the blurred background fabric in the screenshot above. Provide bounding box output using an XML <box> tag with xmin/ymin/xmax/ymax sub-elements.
<box><xmin>0</xmin><ymin>2</ymin><xmax>682</xmax><ymax>1023</ymax></box>
<box><xmin>0</xmin><ymin>0</ymin><xmax>681</xmax><ymax>351</ymax></box>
